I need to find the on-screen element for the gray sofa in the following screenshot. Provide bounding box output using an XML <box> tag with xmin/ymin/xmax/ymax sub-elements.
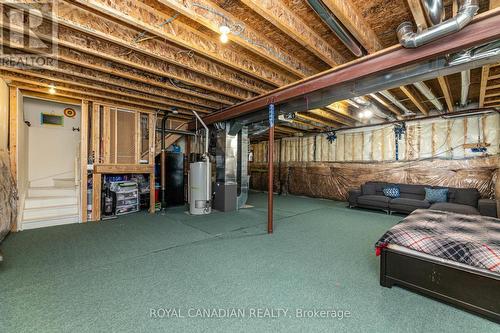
<box><xmin>348</xmin><ymin>181</ymin><xmax>497</xmax><ymax>217</ymax></box>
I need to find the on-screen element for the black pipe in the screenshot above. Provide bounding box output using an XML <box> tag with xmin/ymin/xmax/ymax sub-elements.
<box><xmin>160</xmin><ymin>115</ymin><xmax>168</xmax><ymax>211</ymax></box>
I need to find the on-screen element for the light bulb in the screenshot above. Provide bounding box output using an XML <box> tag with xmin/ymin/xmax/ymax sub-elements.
<box><xmin>219</xmin><ymin>25</ymin><xmax>230</xmax><ymax>34</ymax></box>
<box><xmin>48</xmin><ymin>84</ymin><xmax>56</xmax><ymax>94</ymax></box>
<box><xmin>220</xmin><ymin>33</ymin><xmax>229</xmax><ymax>43</ymax></box>
<box><xmin>364</xmin><ymin>110</ymin><xmax>373</xmax><ymax>118</ymax></box>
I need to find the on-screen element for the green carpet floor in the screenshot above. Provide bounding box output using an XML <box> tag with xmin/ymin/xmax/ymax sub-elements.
<box><xmin>0</xmin><ymin>192</ymin><xmax>497</xmax><ymax>332</ymax></box>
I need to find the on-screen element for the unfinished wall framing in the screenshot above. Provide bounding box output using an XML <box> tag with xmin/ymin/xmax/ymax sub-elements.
<box><xmin>250</xmin><ymin>113</ymin><xmax>500</xmax><ymax>201</ymax></box>
<box><xmin>86</xmin><ymin>102</ymin><xmax>157</xmax><ymax>221</ymax></box>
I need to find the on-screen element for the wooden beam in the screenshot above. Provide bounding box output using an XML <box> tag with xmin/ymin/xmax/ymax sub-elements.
<box><xmin>291</xmin><ymin>119</ymin><xmax>321</xmax><ymax>129</ymax></box>
<box><xmin>309</xmin><ymin>108</ymin><xmax>353</xmax><ymax>126</ymax></box>
<box><xmin>240</xmin><ymin>0</ymin><xmax>344</xmax><ymax>66</ymax></box>
<box><xmin>368</xmin><ymin>93</ymin><xmax>401</xmax><ymax>115</ymax></box>
<box><xmin>0</xmin><ymin>70</ymin><xmax>205</xmax><ymax>115</ymax></box>
<box><xmin>3</xmin><ymin>2</ymin><xmax>267</xmax><ymax>98</ymax></box>
<box><xmin>275</xmin><ymin>125</ymin><xmax>301</xmax><ymax>134</ymax></box>
<box><xmin>92</xmin><ymin>103</ymin><xmax>101</xmax><ymax>164</ymax></box>
<box><xmin>1</xmin><ymin>40</ymin><xmax>230</xmax><ymax>109</ymax></box>
<box><xmin>479</xmin><ymin>65</ymin><xmax>490</xmax><ymax>107</ymax></box>
<box><xmin>320</xmin><ymin>0</ymin><xmax>383</xmax><ymax>53</ymax></box>
<box><xmin>400</xmin><ymin>86</ymin><xmax>429</xmax><ymax>115</ymax></box>
<box><xmin>0</xmin><ymin>55</ymin><xmax>214</xmax><ymax>113</ymax></box>
<box><xmin>80</xmin><ymin>100</ymin><xmax>89</xmax><ymax>223</ymax></box>
<box><xmin>20</xmin><ymin>90</ymin><xmax>81</xmax><ymax>105</ymax></box>
<box><xmin>93</xmin><ymin>164</ymin><xmax>154</xmax><ymax>174</ymax></box>
<box><xmin>155</xmin><ymin>0</ymin><xmax>316</xmax><ymax>78</ymax></box>
<box><xmin>71</xmin><ymin>0</ymin><xmax>299</xmax><ymax>85</ymax></box>
<box><xmin>437</xmin><ymin>76</ymin><xmax>454</xmax><ymax>112</ymax></box>
<box><xmin>297</xmin><ymin>113</ymin><xmax>340</xmax><ymax>128</ymax></box>
<box><xmin>407</xmin><ymin>0</ymin><xmax>428</xmax><ymax>30</ymax></box>
<box><xmin>91</xmin><ymin>173</ymin><xmax>101</xmax><ymax>221</ymax></box>
<box><xmin>325</xmin><ymin>102</ymin><xmax>357</xmax><ymax>121</ymax></box>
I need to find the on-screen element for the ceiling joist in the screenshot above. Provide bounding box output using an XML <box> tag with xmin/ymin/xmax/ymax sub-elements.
<box><xmin>72</xmin><ymin>0</ymin><xmax>298</xmax><ymax>86</ymax></box>
<box><xmin>1</xmin><ymin>70</ymin><xmax>205</xmax><ymax>115</ymax></box>
<box><xmin>156</xmin><ymin>0</ymin><xmax>317</xmax><ymax>78</ymax></box>
<box><xmin>400</xmin><ymin>86</ymin><xmax>429</xmax><ymax>115</ymax></box>
<box><xmin>9</xmin><ymin>1</ymin><xmax>271</xmax><ymax>96</ymax></box>
<box><xmin>1</xmin><ymin>20</ymin><xmax>256</xmax><ymax>103</ymax></box>
<box><xmin>320</xmin><ymin>0</ymin><xmax>383</xmax><ymax>53</ymax></box>
<box><xmin>239</xmin><ymin>0</ymin><xmax>345</xmax><ymax>67</ymax></box>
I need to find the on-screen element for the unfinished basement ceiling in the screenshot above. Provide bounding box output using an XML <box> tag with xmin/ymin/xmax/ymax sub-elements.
<box><xmin>0</xmin><ymin>0</ymin><xmax>498</xmax><ymax>138</ymax></box>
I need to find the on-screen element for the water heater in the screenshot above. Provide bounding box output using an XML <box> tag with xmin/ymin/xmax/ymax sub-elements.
<box><xmin>189</xmin><ymin>160</ymin><xmax>211</xmax><ymax>215</ymax></box>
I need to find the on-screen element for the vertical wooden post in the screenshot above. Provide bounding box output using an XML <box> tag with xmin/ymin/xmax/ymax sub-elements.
<box><xmin>135</xmin><ymin>111</ymin><xmax>140</xmax><ymax>164</ymax></box>
<box><xmin>80</xmin><ymin>101</ymin><xmax>89</xmax><ymax>223</ymax></box>
<box><xmin>92</xmin><ymin>104</ymin><xmax>100</xmax><ymax>164</ymax></box>
<box><xmin>268</xmin><ymin>104</ymin><xmax>274</xmax><ymax>234</ymax></box>
<box><xmin>91</xmin><ymin>104</ymin><xmax>101</xmax><ymax>221</ymax></box>
<box><xmin>92</xmin><ymin>173</ymin><xmax>101</xmax><ymax>221</ymax></box>
<box><xmin>102</xmin><ymin>105</ymin><xmax>110</xmax><ymax>164</ymax></box>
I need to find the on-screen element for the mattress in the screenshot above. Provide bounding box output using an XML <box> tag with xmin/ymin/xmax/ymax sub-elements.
<box><xmin>375</xmin><ymin>209</ymin><xmax>500</xmax><ymax>274</ymax></box>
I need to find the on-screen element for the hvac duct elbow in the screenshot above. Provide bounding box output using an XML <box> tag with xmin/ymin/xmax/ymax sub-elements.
<box><xmin>420</xmin><ymin>0</ymin><xmax>445</xmax><ymax>26</ymax></box>
<box><xmin>397</xmin><ymin>0</ymin><xmax>479</xmax><ymax>48</ymax></box>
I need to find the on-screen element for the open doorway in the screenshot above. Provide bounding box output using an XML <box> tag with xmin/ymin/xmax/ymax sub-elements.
<box><xmin>19</xmin><ymin>97</ymin><xmax>82</xmax><ymax>230</ymax></box>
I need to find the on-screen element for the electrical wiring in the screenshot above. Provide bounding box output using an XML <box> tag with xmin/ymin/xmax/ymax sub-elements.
<box><xmin>191</xmin><ymin>2</ymin><xmax>298</xmax><ymax>70</ymax></box>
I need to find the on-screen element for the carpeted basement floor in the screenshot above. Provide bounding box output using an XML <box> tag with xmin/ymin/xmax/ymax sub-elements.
<box><xmin>0</xmin><ymin>192</ymin><xmax>497</xmax><ymax>332</ymax></box>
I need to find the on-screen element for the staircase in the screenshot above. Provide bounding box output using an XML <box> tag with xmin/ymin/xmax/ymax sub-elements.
<box><xmin>22</xmin><ymin>179</ymin><xmax>79</xmax><ymax>230</ymax></box>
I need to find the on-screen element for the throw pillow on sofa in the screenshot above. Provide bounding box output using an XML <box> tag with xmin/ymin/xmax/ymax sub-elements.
<box><xmin>425</xmin><ymin>188</ymin><xmax>448</xmax><ymax>203</ymax></box>
<box><xmin>383</xmin><ymin>186</ymin><xmax>400</xmax><ymax>198</ymax></box>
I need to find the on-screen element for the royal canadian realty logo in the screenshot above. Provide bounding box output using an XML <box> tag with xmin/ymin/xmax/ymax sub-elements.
<box><xmin>0</xmin><ymin>0</ymin><xmax>58</xmax><ymax>67</ymax></box>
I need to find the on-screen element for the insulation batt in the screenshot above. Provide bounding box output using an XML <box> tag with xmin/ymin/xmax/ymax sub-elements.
<box><xmin>0</xmin><ymin>151</ymin><xmax>17</xmax><ymax>241</ymax></box>
<box><xmin>250</xmin><ymin>156</ymin><xmax>499</xmax><ymax>201</ymax></box>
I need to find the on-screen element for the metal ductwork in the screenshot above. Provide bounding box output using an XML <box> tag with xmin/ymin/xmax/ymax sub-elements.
<box><xmin>306</xmin><ymin>0</ymin><xmax>365</xmax><ymax>57</ymax></box>
<box><xmin>460</xmin><ymin>69</ymin><xmax>471</xmax><ymax>106</ymax></box>
<box><xmin>420</xmin><ymin>0</ymin><xmax>445</xmax><ymax>26</ymax></box>
<box><xmin>397</xmin><ymin>0</ymin><xmax>479</xmax><ymax>48</ymax></box>
<box><xmin>214</xmin><ymin>122</ymin><xmax>249</xmax><ymax>211</ymax></box>
<box><xmin>413</xmin><ymin>81</ymin><xmax>444</xmax><ymax>112</ymax></box>
<box><xmin>352</xmin><ymin>96</ymin><xmax>396</xmax><ymax>122</ymax></box>
<box><xmin>379</xmin><ymin>90</ymin><xmax>415</xmax><ymax>116</ymax></box>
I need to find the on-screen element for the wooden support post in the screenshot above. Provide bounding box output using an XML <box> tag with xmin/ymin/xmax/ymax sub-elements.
<box><xmin>135</xmin><ymin>111</ymin><xmax>140</xmax><ymax>164</ymax></box>
<box><xmin>102</xmin><ymin>105</ymin><xmax>110</xmax><ymax>164</ymax></box>
<box><xmin>268</xmin><ymin>104</ymin><xmax>275</xmax><ymax>234</ymax></box>
<box><xmin>92</xmin><ymin>104</ymin><xmax>100</xmax><ymax>164</ymax></box>
<box><xmin>92</xmin><ymin>173</ymin><xmax>101</xmax><ymax>221</ymax></box>
<box><xmin>91</xmin><ymin>103</ymin><xmax>101</xmax><ymax>221</ymax></box>
<box><xmin>80</xmin><ymin>100</ymin><xmax>89</xmax><ymax>223</ymax></box>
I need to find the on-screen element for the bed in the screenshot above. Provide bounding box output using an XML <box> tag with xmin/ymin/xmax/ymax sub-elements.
<box><xmin>375</xmin><ymin>209</ymin><xmax>500</xmax><ymax>322</ymax></box>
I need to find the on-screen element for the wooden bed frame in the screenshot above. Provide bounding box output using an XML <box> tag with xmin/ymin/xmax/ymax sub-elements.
<box><xmin>380</xmin><ymin>247</ymin><xmax>500</xmax><ymax>323</ymax></box>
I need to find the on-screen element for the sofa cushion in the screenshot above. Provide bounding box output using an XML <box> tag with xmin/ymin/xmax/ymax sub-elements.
<box><xmin>430</xmin><ymin>202</ymin><xmax>480</xmax><ymax>215</ymax></box>
<box><xmin>396</xmin><ymin>184</ymin><xmax>426</xmax><ymax>200</ymax></box>
<box><xmin>357</xmin><ymin>195</ymin><xmax>390</xmax><ymax>208</ymax></box>
<box><xmin>452</xmin><ymin>188</ymin><xmax>480</xmax><ymax>208</ymax></box>
<box><xmin>390</xmin><ymin>198</ymin><xmax>431</xmax><ymax>209</ymax></box>
<box><xmin>361</xmin><ymin>183</ymin><xmax>376</xmax><ymax>195</ymax></box>
<box><xmin>382</xmin><ymin>186</ymin><xmax>400</xmax><ymax>198</ymax></box>
<box><xmin>424</xmin><ymin>188</ymin><xmax>448</xmax><ymax>203</ymax></box>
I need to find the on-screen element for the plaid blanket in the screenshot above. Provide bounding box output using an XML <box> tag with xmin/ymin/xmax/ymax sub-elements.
<box><xmin>375</xmin><ymin>209</ymin><xmax>500</xmax><ymax>273</ymax></box>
